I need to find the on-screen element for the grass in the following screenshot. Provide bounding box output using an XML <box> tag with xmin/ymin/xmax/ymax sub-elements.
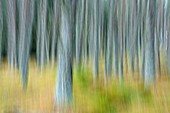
<box><xmin>0</xmin><ymin>59</ymin><xmax>170</xmax><ymax>113</ymax></box>
<box><xmin>73</xmin><ymin>67</ymin><xmax>153</xmax><ymax>113</ymax></box>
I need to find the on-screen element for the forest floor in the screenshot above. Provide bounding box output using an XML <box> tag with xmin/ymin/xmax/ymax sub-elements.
<box><xmin>0</xmin><ymin>59</ymin><xmax>170</xmax><ymax>113</ymax></box>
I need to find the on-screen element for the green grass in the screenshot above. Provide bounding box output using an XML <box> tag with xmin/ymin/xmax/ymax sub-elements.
<box><xmin>0</xmin><ymin>60</ymin><xmax>170</xmax><ymax>113</ymax></box>
<box><xmin>73</xmin><ymin>66</ymin><xmax>153</xmax><ymax>113</ymax></box>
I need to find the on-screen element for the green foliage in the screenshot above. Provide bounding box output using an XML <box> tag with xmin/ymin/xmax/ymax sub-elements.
<box><xmin>74</xmin><ymin>67</ymin><xmax>92</xmax><ymax>89</ymax></box>
<box><xmin>138</xmin><ymin>86</ymin><xmax>153</xmax><ymax>103</ymax></box>
<box><xmin>73</xmin><ymin>67</ymin><xmax>153</xmax><ymax>113</ymax></box>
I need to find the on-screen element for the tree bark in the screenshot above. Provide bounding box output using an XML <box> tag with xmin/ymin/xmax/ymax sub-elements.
<box><xmin>55</xmin><ymin>0</ymin><xmax>74</xmax><ymax>105</ymax></box>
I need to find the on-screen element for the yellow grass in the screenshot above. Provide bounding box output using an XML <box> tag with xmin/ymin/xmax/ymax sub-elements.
<box><xmin>0</xmin><ymin>58</ymin><xmax>170</xmax><ymax>113</ymax></box>
<box><xmin>0</xmin><ymin>60</ymin><xmax>56</xmax><ymax>113</ymax></box>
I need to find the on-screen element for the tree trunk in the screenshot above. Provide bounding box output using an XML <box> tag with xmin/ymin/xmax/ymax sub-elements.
<box><xmin>0</xmin><ymin>0</ymin><xmax>3</xmax><ymax>64</ymax></box>
<box><xmin>6</xmin><ymin>0</ymin><xmax>17</xmax><ymax>69</ymax></box>
<box><xmin>144</xmin><ymin>0</ymin><xmax>156</xmax><ymax>88</ymax></box>
<box><xmin>18</xmin><ymin>0</ymin><xmax>34</xmax><ymax>89</ymax></box>
<box><xmin>55</xmin><ymin>0</ymin><xmax>74</xmax><ymax>106</ymax></box>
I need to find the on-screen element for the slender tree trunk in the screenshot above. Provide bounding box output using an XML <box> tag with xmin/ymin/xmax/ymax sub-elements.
<box><xmin>113</xmin><ymin>1</ymin><xmax>119</xmax><ymax>76</ymax></box>
<box><xmin>93</xmin><ymin>0</ymin><xmax>99</xmax><ymax>81</ymax></box>
<box><xmin>36</xmin><ymin>0</ymin><xmax>47</xmax><ymax>70</ymax></box>
<box><xmin>118</xmin><ymin>0</ymin><xmax>123</xmax><ymax>84</ymax></box>
<box><xmin>144</xmin><ymin>0</ymin><xmax>156</xmax><ymax>88</ymax></box>
<box><xmin>103</xmin><ymin>0</ymin><xmax>108</xmax><ymax>81</ymax></box>
<box><xmin>129</xmin><ymin>0</ymin><xmax>135</xmax><ymax>74</ymax></box>
<box><xmin>55</xmin><ymin>0</ymin><xmax>74</xmax><ymax>106</ymax></box>
<box><xmin>51</xmin><ymin>0</ymin><xmax>59</xmax><ymax>68</ymax></box>
<box><xmin>0</xmin><ymin>0</ymin><xmax>3</xmax><ymax>64</ymax></box>
<box><xmin>106</xmin><ymin>0</ymin><xmax>114</xmax><ymax>77</ymax></box>
<box><xmin>167</xmin><ymin>0</ymin><xmax>170</xmax><ymax>74</ymax></box>
<box><xmin>18</xmin><ymin>0</ymin><xmax>34</xmax><ymax>89</ymax></box>
<box><xmin>6</xmin><ymin>0</ymin><xmax>17</xmax><ymax>69</ymax></box>
<box><xmin>75</xmin><ymin>0</ymin><xmax>84</xmax><ymax>68</ymax></box>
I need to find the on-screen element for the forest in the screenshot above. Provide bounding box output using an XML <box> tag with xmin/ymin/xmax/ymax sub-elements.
<box><xmin>0</xmin><ymin>0</ymin><xmax>170</xmax><ymax>113</ymax></box>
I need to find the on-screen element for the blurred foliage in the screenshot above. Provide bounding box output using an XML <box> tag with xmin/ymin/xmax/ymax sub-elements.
<box><xmin>1</xmin><ymin>60</ymin><xmax>170</xmax><ymax>113</ymax></box>
<box><xmin>73</xmin><ymin>66</ymin><xmax>153</xmax><ymax>113</ymax></box>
